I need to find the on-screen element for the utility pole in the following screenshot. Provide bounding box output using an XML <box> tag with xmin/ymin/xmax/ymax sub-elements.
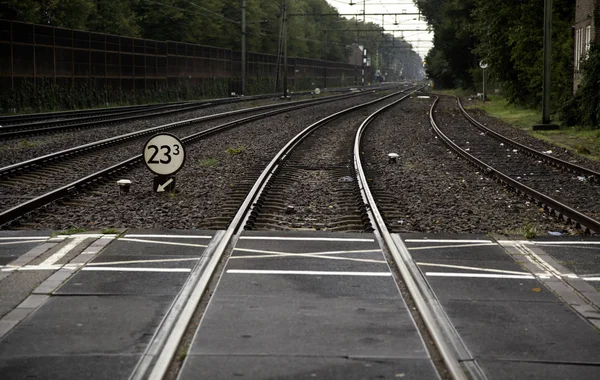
<box><xmin>542</xmin><ymin>0</ymin><xmax>551</xmax><ymax>124</ymax></box>
<box><xmin>534</xmin><ymin>0</ymin><xmax>558</xmax><ymax>129</ymax></box>
<box><xmin>241</xmin><ymin>0</ymin><xmax>246</xmax><ymax>95</ymax></box>
<box><xmin>283</xmin><ymin>0</ymin><xmax>288</xmax><ymax>97</ymax></box>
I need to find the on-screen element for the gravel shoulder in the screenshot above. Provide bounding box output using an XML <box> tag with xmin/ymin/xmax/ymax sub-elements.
<box><xmin>362</xmin><ymin>95</ymin><xmax>568</xmax><ymax>236</ymax></box>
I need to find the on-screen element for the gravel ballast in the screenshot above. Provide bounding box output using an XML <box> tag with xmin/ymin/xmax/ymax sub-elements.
<box><xmin>363</xmin><ymin>95</ymin><xmax>568</xmax><ymax>235</ymax></box>
<box><xmin>22</xmin><ymin>89</ymin><xmax>400</xmax><ymax>229</ymax></box>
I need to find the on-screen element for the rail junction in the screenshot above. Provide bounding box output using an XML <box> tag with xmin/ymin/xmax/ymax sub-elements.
<box><xmin>1</xmin><ymin>84</ymin><xmax>600</xmax><ymax>380</ymax></box>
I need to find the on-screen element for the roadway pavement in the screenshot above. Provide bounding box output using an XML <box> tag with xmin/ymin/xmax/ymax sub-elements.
<box><xmin>0</xmin><ymin>230</ymin><xmax>599</xmax><ymax>379</ymax></box>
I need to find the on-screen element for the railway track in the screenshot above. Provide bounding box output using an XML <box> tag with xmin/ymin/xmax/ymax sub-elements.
<box><xmin>430</xmin><ymin>95</ymin><xmax>600</xmax><ymax>234</ymax></box>
<box><xmin>121</xmin><ymin>85</ymin><xmax>475</xmax><ymax>380</ymax></box>
<box><xmin>0</xmin><ymin>86</ymin><xmax>408</xmax><ymax>227</ymax></box>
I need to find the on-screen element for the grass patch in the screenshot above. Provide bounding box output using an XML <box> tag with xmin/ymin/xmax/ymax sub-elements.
<box><xmin>466</xmin><ymin>94</ymin><xmax>600</xmax><ymax>161</ymax></box>
<box><xmin>226</xmin><ymin>146</ymin><xmax>245</xmax><ymax>156</ymax></box>
<box><xmin>520</xmin><ymin>223</ymin><xmax>537</xmax><ymax>239</ymax></box>
<box><xmin>19</xmin><ymin>139</ymin><xmax>38</xmax><ymax>149</ymax></box>
<box><xmin>51</xmin><ymin>227</ymin><xmax>87</xmax><ymax>237</ymax></box>
<box><xmin>101</xmin><ymin>228</ymin><xmax>120</xmax><ymax>234</ymax></box>
<box><xmin>198</xmin><ymin>158</ymin><xmax>218</xmax><ymax>167</ymax></box>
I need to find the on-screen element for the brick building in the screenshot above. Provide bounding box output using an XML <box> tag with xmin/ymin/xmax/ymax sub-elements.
<box><xmin>574</xmin><ymin>0</ymin><xmax>599</xmax><ymax>90</ymax></box>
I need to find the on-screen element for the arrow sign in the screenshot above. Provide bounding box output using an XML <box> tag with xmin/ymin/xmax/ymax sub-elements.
<box><xmin>153</xmin><ymin>176</ymin><xmax>176</xmax><ymax>193</ymax></box>
<box><xmin>157</xmin><ymin>178</ymin><xmax>173</xmax><ymax>192</ymax></box>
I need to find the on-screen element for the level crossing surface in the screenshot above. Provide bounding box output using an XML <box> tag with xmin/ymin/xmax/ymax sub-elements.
<box><xmin>1</xmin><ymin>230</ymin><xmax>600</xmax><ymax>379</ymax></box>
<box><xmin>178</xmin><ymin>231</ymin><xmax>440</xmax><ymax>379</ymax></box>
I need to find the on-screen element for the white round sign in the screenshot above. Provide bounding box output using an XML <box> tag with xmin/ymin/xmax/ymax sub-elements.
<box><xmin>143</xmin><ymin>133</ymin><xmax>186</xmax><ymax>175</ymax></box>
<box><xmin>479</xmin><ymin>60</ymin><xmax>489</xmax><ymax>69</ymax></box>
<box><xmin>314</xmin><ymin>88</ymin><xmax>321</xmax><ymax>95</ymax></box>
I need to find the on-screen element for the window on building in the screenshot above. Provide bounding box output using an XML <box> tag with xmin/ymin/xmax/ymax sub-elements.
<box><xmin>575</xmin><ymin>28</ymin><xmax>582</xmax><ymax>70</ymax></box>
<box><xmin>585</xmin><ymin>25</ymin><xmax>592</xmax><ymax>59</ymax></box>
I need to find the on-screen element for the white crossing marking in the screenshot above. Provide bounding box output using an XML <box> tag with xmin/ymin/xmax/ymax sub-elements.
<box><xmin>231</xmin><ymin>248</ymin><xmax>385</xmax><ymax>263</ymax></box>
<box><xmin>82</xmin><ymin>267</ymin><xmax>191</xmax><ymax>273</ymax></box>
<box><xmin>118</xmin><ymin>238</ymin><xmax>208</xmax><ymax>248</ymax></box>
<box><xmin>0</xmin><ymin>240</ymin><xmax>50</xmax><ymax>246</ymax></box>
<box><xmin>226</xmin><ymin>269</ymin><xmax>391</xmax><ymax>276</ymax></box>
<box><xmin>583</xmin><ymin>277</ymin><xmax>600</xmax><ymax>281</ymax></box>
<box><xmin>124</xmin><ymin>234</ymin><xmax>213</xmax><ymax>239</ymax></box>
<box><xmin>239</xmin><ymin>236</ymin><xmax>375</xmax><ymax>242</ymax></box>
<box><xmin>416</xmin><ymin>262</ymin><xmax>532</xmax><ymax>275</ymax></box>
<box><xmin>425</xmin><ymin>272</ymin><xmax>535</xmax><ymax>279</ymax></box>
<box><xmin>0</xmin><ymin>236</ymin><xmax>48</xmax><ymax>240</ymax></box>
<box><xmin>408</xmin><ymin>243</ymin><xmax>497</xmax><ymax>251</ymax></box>
<box><xmin>404</xmin><ymin>239</ymin><xmax>494</xmax><ymax>243</ymax></box>
<box><xmin>498</xmin><ymin>240</ymin><xmax>600</xmax><ymax>246</ymax></box>
<box><xmin>40</xmin><ymin>236</ymin><xmax>87</xmax><ymax>266</ymax></box>
<box><xmin>87</xmin><ymin>258</ymin><xmax>199</xmax><ymax>266</ymax></box>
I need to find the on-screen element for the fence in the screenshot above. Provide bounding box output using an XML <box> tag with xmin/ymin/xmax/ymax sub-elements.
<box><xmin>0</xmin><ymin>19</ymin><xmax>365</xmax><ymax>111</ymax></box>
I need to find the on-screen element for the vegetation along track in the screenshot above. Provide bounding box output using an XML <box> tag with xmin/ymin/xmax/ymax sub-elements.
<box><xmin>431</xmin><ymin>95</ymin><xmax>600</xmax><ymax>234</ymax></box>
<box><xmin>4</xmin><ymin>86</ymin><xmax>409</xmax><ymax>228</ymax></box>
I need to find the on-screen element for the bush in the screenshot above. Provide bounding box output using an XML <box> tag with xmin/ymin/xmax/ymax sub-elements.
<box><xmin>561</xmin><ymin>43</ymin><xmax>600</xmax><ymax>128</ymax></box>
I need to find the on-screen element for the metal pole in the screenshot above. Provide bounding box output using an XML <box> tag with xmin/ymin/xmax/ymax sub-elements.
<box><xmin>283</xmin><ymin>1</ymin><xmax>288</xmax><ymax>97</ymax></box>
<box><xmin>542</xmin><ymin>0</ymin><xmax>552</xmax><ymax>124</ymax></box>
<box><xmin>482</xmin><ymin>68</ymin><xmax>486</xmax><ymax>103</ymax></box>
<box><xmin>241</xmin><ymin>0</ymin><xmax>246</xmax><ymax>95</ymax></box>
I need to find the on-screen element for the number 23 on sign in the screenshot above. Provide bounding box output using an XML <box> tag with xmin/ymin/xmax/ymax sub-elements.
<box><xmin>143</xmin><ymin>133</ymin><xmax>186</xmax><ymax>176</ymax></box>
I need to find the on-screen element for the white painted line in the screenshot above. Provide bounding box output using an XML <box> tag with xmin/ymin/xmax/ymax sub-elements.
<box><xmin>40</xmin><ymin>236</ymin><xmax>86</xmax><ymax>266</ymax></box>
<box><xmin>233</xmin><ymin>247</ymin><xmax>381</xmax><ymax>256</ymax></box>
<box><xmin>226</xmin><ymin>269</ymin><xmax>392</xmax><ymax>276</ymax></box>
<box><xmin>87</xmin><ymin>258</ymin><xmax>199</xmax><ymax>266</ymax></box>
<box><xmin>239</xmin><ymin>236</ymin><xmax>375</xmax><ymax>242</ymax></box>
<box><xmin>531</xmin><ymin>241</ymin><xmax>600</xmax><ymax>245</ymax></box>
<box><xmin>0</xmin><ymin>240</ymin><xmax>50</xmax><ymax>246</ymax></box>
<box><xmin>425</xmin><ymin>272</ymin><xmax>535</xmax><ymax>279</ymax></box>
<box><xmin>498</xmin><ymin>240</ymin><xmax>600</xmax><ymax>246</ymax></box>
<box><xmin>231</xmin><ymin>253</ymin><xmax>386</xmax><ymax>264</ymax></box>
<box><xmin>124</xmin><ymin>234</ymin><xmax>213</xmax><ymax>239</ymax></box>
<box><xmin>54</xmin><ymin>234</ymin><xmax>117</xmax><ymax>238</ymax></box>
<box><xmin>118</xmin><ymin>238</ymin><xmax>208</xmax><ymax>248</ymax></box>
<box><xmin>0</xmin><ymin>236</ymin><xmax>48</xmax><ymax>240</ymax></box>
<box><xmin>583</xmin><ymin>277</ymin><xmax>600</xmax><ymax>281</ymax></box>
<box><xmin>404</xmin><ymin>239</ymin><xmax>494</xmax><ymax>244</ymax></box>
<box><xmin>408</xmin><ymin>243</ymin><xmax>497</xmax><ymax>251</ymax></box>
<box><xmin>416</xmin><ymin>262</ymin><xmax>531</xmax><ymax>276</ymax></box>
<box><xmin>82</xmin><ymin>267</ymin><xmax>192</xmax><ymax>273</ymax></box>
<box><xmin>231</xmin><ymin>248</ymin><xmax>385</xmax><ymax>263</ymax></box>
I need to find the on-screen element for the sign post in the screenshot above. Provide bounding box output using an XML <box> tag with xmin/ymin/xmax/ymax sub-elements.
<box><xmin>143</xmin><ymin>133</ymin><xmax>186</xmax><ymax>193</ymax></box>
<box><xmin>479</xmin><ymin>60</ymin><xmax>488</xmax><ymax>103</ymax></box>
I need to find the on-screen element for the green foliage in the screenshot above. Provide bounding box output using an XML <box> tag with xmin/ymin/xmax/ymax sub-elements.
<box><xmin>52</xmin><ymin>227</ymin><xmax>88</xmax><ymax>237</ymax></box>
<box><xmin>419</xmin><ymin>0</ymin><xmax>477</xmax><ymax>89</ymax></box>
<box><xmin>471</xmin><ymin>0</ymin><xmax>573</xmax><ymax>110</ymax></box>
<box><xmin>198</xmin><ymin>158</ymin><xmax>218</xmax><ymax>167</ymax></box>
<box><xmin>521</xmin><ymin>223</ymin><xmax>537</xmax><ymax>239</ymax></box>
<box><xmin>226</xmin><ymin>146</ymin><xmax>245</xmax><ymax>156</ymax></box>
<box><xmin>19</xmin><ymin>139</ymin><xmax>37</xmax><ymax>149</ymax></box>
<box><xmin>101</xmin><ymin>228</ymin><xmax>121</xmax><ymax>234</ymax></box>
<box><xmin>562</xmin><ymin>44</ymin><xmax>600</xmax><ymax>128</ymax></box>
<box><xmin>419</xmin><ymin>0</ymin><xmax>574</xmax><ymax>111</ymax></box>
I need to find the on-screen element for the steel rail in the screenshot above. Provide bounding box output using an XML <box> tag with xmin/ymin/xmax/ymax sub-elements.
<box><xmin>353</xmin><ymin>95</ymin><xmax>484</xmax><ymax>380</ymax></box>
<box><xmin>134</xmin><ymin>88</ymin><xmax>413</xmax><ymax>380</ymax></box>
<box><xmin>0</xmin><ymin>99</ymin><xmax>252</xmax><ymax>138</ymax></box>
<box><xmin>455</xmin><ymin>96</ymin><xmax>600</xmax><ymax>182</ymax></box>
<box><xmin>430</xmin><ymin>97</ymin><xmax>600</xmax><ymax>234</ymax></box>
<box><xmin>0</xmin><ymin>87</ymin><xmax>409</xmax><ymax>226</ymax></box>
<box><xmin>0</xmin><ymin>103</ymin><xmax>167</xmax><ymax>125</ymax></box>
<box><xmin>0</xmin><ymin>89</ymin><xmax>374</xmax><ymax>180</ymax></box>
<box><xmin>0</xmin><ymin>102</ymin><xmax>194</xmax><ymax>131</ymax></box>
<box><xmin>0</xmin><ymin>84</ymin><xmax>386</xmax><ymax>130</ymax></box>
